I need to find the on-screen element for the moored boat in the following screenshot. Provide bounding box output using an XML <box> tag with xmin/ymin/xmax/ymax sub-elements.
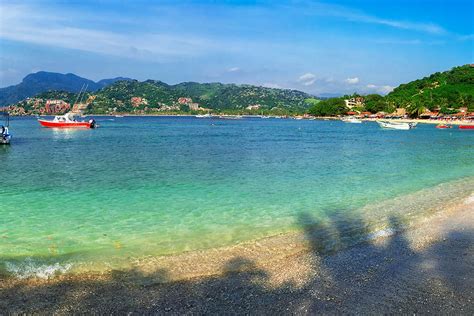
<box><xmin>377</xmin><ymin>121</ymin><xmax>416</xmax><ymax>130</ymax></box>
<box><xmin>38</xmin><ymin>112</ymin><xmax>96</xmax><ymax>129</ymax></box>
<box><xmin>0</xmin><ymin>111</ymin><xmax>12</xmax><ymax>145</ymax></box>
<box><xmin>342</xmin><ymin>117</ymin><xmax>362</xmax><ymax>124</ymax></box>
<box><xmin>459</xmin><ymin>125</ymin><xmax>474</xmax><ymax>130</ymax></box>
<box><xmin>436</xmin><ymin>124</ymin><xmax>452</xmax><ymax>129</ymax></box>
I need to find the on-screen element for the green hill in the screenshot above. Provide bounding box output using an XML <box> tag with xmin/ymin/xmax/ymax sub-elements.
<box><xmin>86</xmin><ymin>80</ymin><xmax>312</xmax><ymax>114</ymax></box>
<box><xmin>385</xmin><ymin>64</ymin><xmax>474</xmax><ymax>111</ymax></box>
<box><xmin>307</xmin><ymin>65</ymin><xmax>474</xmax><ymax>117</ymax></box>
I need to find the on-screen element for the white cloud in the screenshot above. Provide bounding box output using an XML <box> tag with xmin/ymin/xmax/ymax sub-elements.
<box><xmin>298</xmin><ymin>73</ymin><xmax>316</xmax><ymax>86</ymax></box>
<box><xmin>345</xmin><ymin>77</ymin><xmax>359</xmax><ymax>84</ymax></box>
<box><xmin>366</xmin><ymin>84</ymin><xmax>394</xmax><ymax>94</ymax></box>
<box><xmin>228</xmin><ymin>67</ymin><xmax>240</xmax><ymax>72</ymax></box>
<box><xmin>0</xmin><ymin>4</ymin><xmax>218</xmax><ymax>61</ymax></box>
<box><xmin>293</xmin><ymin>2</ymin><xmax>447</xmax><ymax>35</ymax></box>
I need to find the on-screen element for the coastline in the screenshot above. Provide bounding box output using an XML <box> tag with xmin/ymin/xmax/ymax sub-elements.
<box><xmin>1</xmin><ymin>189</ymin><xmax>473</xmax><ymax>313</ymax></box>
<box><xmin>13</xmin><ymin>114</ymin><xmax>474</xmax><ymax>125</ymax></box>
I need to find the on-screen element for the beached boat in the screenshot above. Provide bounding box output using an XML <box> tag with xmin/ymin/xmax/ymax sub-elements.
<box><xmin>342</xmin><ymin>117</ymin><xmax>362</xmax><ymax>124</ymax></box>
<box><xmin>377</xmin><ymin>121</ymin><xmax>416</xmax><ymax>130</ymax></box>
<box><xmin>436</xmin><ymin>124</ymin><xmax>452</xmax><ymax>129</ymax></box>
<box><xmin>38</xmin><ymin>112</ymin><xmax>97</xmax><ymax>129</ymax></box>
<box><xmin>0</xmin><ymin>111</ymin><xmax>12</xmax><ymax>145</ymax></box>
<box><xmin>459</xmin><ymin>125</ymin><xmax>474</xmax><ymax>130</ymax></box>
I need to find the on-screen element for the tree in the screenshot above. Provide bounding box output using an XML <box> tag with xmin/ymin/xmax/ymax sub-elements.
<box><xmin>308</xmin><ymin>98</ymin><xmax>348</xmax><ymax>116</ymax></box>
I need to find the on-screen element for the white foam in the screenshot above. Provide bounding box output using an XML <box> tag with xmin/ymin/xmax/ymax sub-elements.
<box><xmin>464</xmin><ymin>194</ymin><xmax>474</xmax><ymax>205</ymax></box>
<box><xmin>5</xmin><ymin>258</ymin><xmax>72</xmax><ymax>279</ymax></box>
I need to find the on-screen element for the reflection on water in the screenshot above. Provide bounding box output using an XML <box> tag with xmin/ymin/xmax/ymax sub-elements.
<box><xmin>50</xmin><ymin>128</ymin><xmax>91</xmax><ymax>140</ymax></box>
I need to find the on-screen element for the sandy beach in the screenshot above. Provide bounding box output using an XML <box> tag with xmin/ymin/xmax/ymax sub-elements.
<box><xmin>1</xmin><ymin>193</ymin><xmax>473</xmax><ymax>314</ymax></box>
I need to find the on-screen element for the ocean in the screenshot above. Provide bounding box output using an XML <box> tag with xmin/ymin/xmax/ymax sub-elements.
<box><xmin>1</xmin><ymin>116</ymin><xmax>473</xmax><ymax>278</ymax></box>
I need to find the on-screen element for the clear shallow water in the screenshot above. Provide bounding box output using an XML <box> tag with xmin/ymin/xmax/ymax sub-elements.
<box><xmin>1</xmin><ymin>116</ymin><xmax>473</xmax><ymax>277</ymax></box>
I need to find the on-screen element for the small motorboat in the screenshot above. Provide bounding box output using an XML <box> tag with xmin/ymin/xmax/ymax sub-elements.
<box><xmin>38</xmin><ymin>112</ymin><xmax>96</xmax><ymax>129</ymax></box>
<box><xmin>459</xmin><ymin>125</ymin><xmax>474</xmax><ymax>130</ymax></box>
<box><xmin>0</xmin><ymin>111</ymin><xmax>12</xmax><ymax>145</ymax></box>
<box><xmin>377</xmin><ymin>121</ymin><xmax>416</xmax><ymax>130</ymax></box>
<box><xmin>436</xmin><ymin>124</ymin><xmax>452</xmax><ymax>129</ymax></box>
<box><xmin>342</xmin><ymin>117</ymin><xmax>362</xmax><ymax>124</ymax></box>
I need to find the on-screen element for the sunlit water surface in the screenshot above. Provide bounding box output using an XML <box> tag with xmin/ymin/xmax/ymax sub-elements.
<box><xmin>1</xmin><ymin>116</ymin><xmax>473</xmax><ymax>277</ymax></box>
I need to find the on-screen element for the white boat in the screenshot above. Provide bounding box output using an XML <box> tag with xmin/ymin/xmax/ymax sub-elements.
<box><xmin>196</xmin><ymin>113</ymin><xmax>212</xmax><ymax>118</ymax></box>
<box><xmin>115</xmin><ymin>115</ymin><xmax>124</xmax><ymax>118</ymax></box>
<box><xmin>218</xmin><ymin>115</ymin><xmax>242</xmax><ymax>119</ymax></box>
<box><xmin>1</xmin><ymin>111</ymin><xmax>11</xmax><ymax>145</ymax></box>
<box><xmin>342</xmin><ymin>117</ymin><xmax>362</xmax><ymax>124</ymax></box>
<box><xmin>377</xmin><ymin>121</ymin><xmax>416</xmax><ymax>130</ymax></box>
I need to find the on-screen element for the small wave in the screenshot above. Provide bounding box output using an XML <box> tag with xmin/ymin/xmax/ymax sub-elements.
<box><xmin>464</xmin><ymin>194</ymin><xmax>474</xmax><ymax>205</ymax></box>
<box><xmin>4</xmin><ymin>258</ymin><xmax>72</xmax><ymax>279</ymax></box>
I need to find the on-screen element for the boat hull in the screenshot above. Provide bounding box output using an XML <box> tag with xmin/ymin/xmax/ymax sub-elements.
<box><xmin>459</xmin><ymin>125</ymin><xmax>474</xmax><ymax>130</ymax></box>
<box><xmin>0</xmin><ymin>134</ymin><xmax>11</xmax><ymax>144</ymax></box>
<box><xmin>38</xmin><ymin>119</ymin><xmax>93</xmax><ymax>128</ymax></box>
<box><xmin>377</xmin><ymin>121</ymin><xmax>413</xmax><ymax>130</ymax></box>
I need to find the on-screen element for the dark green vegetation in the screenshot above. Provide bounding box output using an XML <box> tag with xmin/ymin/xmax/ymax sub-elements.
<box><xmin>5</xmin><ymin>65</ymin><xmax>473</xmax><ymax>116</ymax></box>
<box><xmin>0</xmin><ymin>71</ymin><xmax>131</xmax><ymax>106</ymax></box>
<box><xmin>308</xmin><ymin>65</ymin><xmax>474</xmax><ymax>117</ymax></box>
<box><xmin>89</xmin><ymin>80</ymin><xmax>312</xmax><ymax>114</ymax></box>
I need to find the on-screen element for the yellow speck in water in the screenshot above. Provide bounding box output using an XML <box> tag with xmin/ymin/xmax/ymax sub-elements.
<box><xmin>114</xmin><ymin>241</ymin><xmax>122</xmax><ymax>249</ymax></box>
<box><xmin>49</xmin><ymin>244</ymin><xmax>58</xmax><ymax>255</ymax></box>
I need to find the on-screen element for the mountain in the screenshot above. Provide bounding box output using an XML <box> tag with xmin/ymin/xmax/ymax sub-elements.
<box><xmin>0</xmin><ymin>72</ymin><xmax>133</xmax><ymax>106</ymax></box>
<box><xmin>88</xmin><ymin>80</ymin><xmax>313</xmax><ymax>114</ymax></box>
<box><xmin>8</xmin><ymin>77</ymin><xmax>314</xmax><ymax>115</ymax></box>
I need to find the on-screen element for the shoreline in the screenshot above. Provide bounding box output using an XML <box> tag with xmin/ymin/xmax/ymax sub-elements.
<box><xmin>2</xmin><ymin>176</ymin><xmax>473</xmax><ymax>282</ymax></box>
<box><xmin>11</xmin><ymin>114</ymin><xmax>474</xmax><ymax>125</ymax></box>
<box><xmin>1</xmin><ymin>192</ymin><xmax>472</xmax><ymax>313</ymax></box>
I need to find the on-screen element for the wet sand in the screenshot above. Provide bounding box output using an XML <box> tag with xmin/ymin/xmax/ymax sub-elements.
<box><xmin>1</xmin><ymin>197</ymin><xmax>473</xmax><ymax>314</ymax></box>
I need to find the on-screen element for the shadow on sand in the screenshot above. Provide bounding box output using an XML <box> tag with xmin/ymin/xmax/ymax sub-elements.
<box><xmin>0</xmin><ymin>212</ymin><xmax>473</xmax><ymax>314</ymax></box>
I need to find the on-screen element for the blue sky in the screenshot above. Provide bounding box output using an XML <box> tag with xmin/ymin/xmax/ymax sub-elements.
<box><xmin>0</xmin><ymin>0</ymin><xmax>472</xmax><ymax>95</ymax></box>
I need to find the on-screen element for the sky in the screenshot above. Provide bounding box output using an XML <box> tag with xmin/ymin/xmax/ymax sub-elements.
<box><xmin>0</xmin><ymin>0</ymin><xmax>472</xmax><ymax>95</ymax></box>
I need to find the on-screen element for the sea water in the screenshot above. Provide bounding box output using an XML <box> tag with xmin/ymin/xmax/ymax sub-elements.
<box><xmin>1</xmin><ymin>116</ymin><xmax>473</xmax><ymax>277</ymax></box>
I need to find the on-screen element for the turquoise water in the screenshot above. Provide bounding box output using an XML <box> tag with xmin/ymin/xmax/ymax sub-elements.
<box><xmin>1</xmin><ymin>116</ymin><xmax>473</xmax><ymax>277</ymax></box>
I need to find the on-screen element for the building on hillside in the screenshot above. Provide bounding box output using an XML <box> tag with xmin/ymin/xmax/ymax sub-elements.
<box><xmin>246</xmin><ymin>104</ymin><xmax>261</xmax><ymax>111</ymax></box>
<box><xmin>72</xmin><ymin>103</ymin><xmax>89</xmax><ymax>113</ymax></box>
<box><xmin>390</xmin><ymin>108</ymin><xmax>407</xmax><ymax>118</ymax></box>
<box><xmin>131</xmin><ymin>97</ymin><xmax>148</xmax><ymax>107</ymax></box>
<box><xmin>344</xmin><ymin>97</ymin><xmax>365</xmax><ymax>109</ymax></box>
<box><xmin>188</xmin><ymin>103</ymin><xmax>200</xmax><ymax>111</ymax></box>
<box><xmin>178</xmin><ymin>97</ymin><xmax>193</xmax><ymax>104</ymax></box>
<box><xmin>419</xmin><ymin>110</ymin><xmax>439</xmax><ymax>119</ymax></box>
<box><xmin>43</xmin><ymin>100</ymin><xmax>71</xmax><ymax>114</ymax></box>
<box><xmin>158</xmin><ymin>105</ymin><xmax>181</xmax><ymax>111</ymax></box>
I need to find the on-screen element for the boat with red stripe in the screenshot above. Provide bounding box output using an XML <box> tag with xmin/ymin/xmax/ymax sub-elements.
<box><xmin>459</xmin><ymin>125</ymin><xmax>474</xmax><ymax>130</ymax></box>
<box><xmin>38</xmin><ymin>112</ymin><xmax>96</xmax><ymax>129</ymax></box>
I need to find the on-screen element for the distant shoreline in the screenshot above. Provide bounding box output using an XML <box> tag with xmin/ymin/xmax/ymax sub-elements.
<box><xmin>11</xmin><ymin>114</ymin><xmax>474</xmax><ymax>125</ymax></box>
